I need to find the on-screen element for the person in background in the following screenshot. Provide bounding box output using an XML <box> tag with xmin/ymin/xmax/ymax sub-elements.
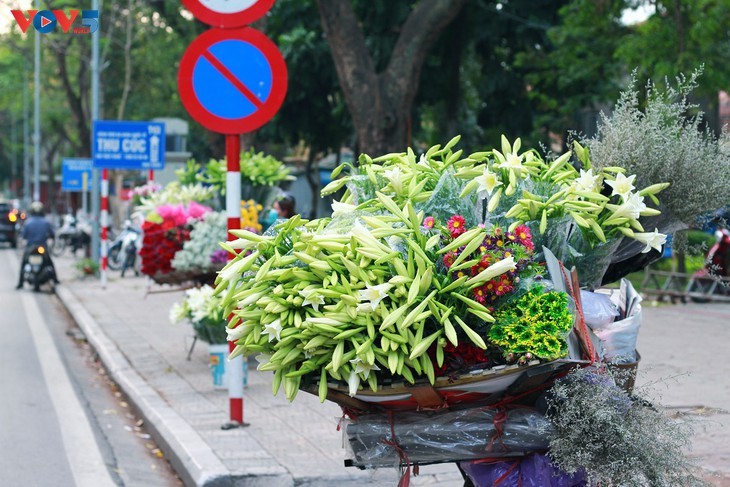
<box><xmin>260</xmin><ymin>193</ymin><xmax>297</xmax><ymax>232</ymax></box>
<box><xmin>273</xmin><ymin>193</ymin><xmax>296</xmax><ymax>219</ymax></box>
<box><xmin>16</xmin><ymin>201</ymin><xmax>59</xmax><ymax>289</ymax></box>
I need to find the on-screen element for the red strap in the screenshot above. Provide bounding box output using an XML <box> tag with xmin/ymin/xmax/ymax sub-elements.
<box><xmin>381</xmin><ymin>411</ymin><xmax>418</xmax><ymax>487</ymax></box>
<box><xmin>494</xmin><ymin>460</ymin><xmax>520</xmax><ymax>485</ymax></box>
<box><xmin>559</xmin><ymin>262</ymin><xmax>599</xmax><ymax>362</ymax></box>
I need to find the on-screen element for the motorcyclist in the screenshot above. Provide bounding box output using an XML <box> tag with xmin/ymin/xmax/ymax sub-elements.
<box><xmin>16</xmin><ymin>201</ymin><xmax>59</xmax><ymax>289</ymax></box>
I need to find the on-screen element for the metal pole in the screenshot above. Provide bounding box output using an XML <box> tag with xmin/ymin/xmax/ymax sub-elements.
<box><xmin>224</xmin><ymin>133</ymin><xmax>247</xmax><ymax>429</ymax></box>
<box><xmin>33</xmin><ymin>0</ymin><xmax>41</xmax><ymax>202</ymax></box>
<box><xmin>91</xmin><ymin>0</ymin><xmax>100</xmax><ymax>260</ymax></box>
<box><xmin>100</xmin><ymin>169</ymin><xmax>109</xmax><ymax>288</ymax></box>
<box><xmin>23</xmin><ymin>66</ymin><xmax>30</xmax><ymax>209</ymax></box>
<box><xmin>11</xmin><ymin>110</ymin><xmax>17</xmax><ymax>198</ymax></box>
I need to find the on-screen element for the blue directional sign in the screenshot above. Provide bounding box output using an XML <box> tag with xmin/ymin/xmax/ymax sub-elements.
<box><xmin>61</xmin><ymin>158</ymin><xmax>93</xmax><ymax>192</ymax></box>
<box><xmin>93</xmin><ymin>120</ymin><xmax>166</xmax><ymax>170</ymax></box>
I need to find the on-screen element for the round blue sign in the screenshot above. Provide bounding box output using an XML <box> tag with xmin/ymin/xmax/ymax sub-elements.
<box><xmin>178</xmin><ymin>28</ymin><xmax>288</xmax><ymax>135</ymax></box>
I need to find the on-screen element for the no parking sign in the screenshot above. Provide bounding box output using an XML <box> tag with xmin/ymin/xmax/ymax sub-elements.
<box><xmin>177</xmin><ymin>27</ymin><xmax>288</xmax><ymax>134</ymax></box>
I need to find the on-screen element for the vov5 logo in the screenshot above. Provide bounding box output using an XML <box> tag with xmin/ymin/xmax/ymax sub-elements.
<box><xmin>10</xmin><ymin>9</ymin><xmax>99</xmax><ymax>34</ymax></box>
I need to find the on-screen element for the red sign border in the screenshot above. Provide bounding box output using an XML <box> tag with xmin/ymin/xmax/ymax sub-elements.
<box><xmin>178</xmin><ymin>27</ymin><xmax>288</xmax><ymax>135</ymax></box>
<box><xmin>181</xmin><ymin>0</ymin><xmax>274</xmax><ymax>28</ymax></box>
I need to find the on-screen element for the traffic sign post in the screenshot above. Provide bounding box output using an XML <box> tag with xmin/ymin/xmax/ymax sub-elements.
<box><xmin>92</xmin><ymin>120</ymin><xmax>166</xmax><ymax>170</ymax></box>
<box><xmin>178</xmin><ymin>28</ymin><xmax>287</xmax><ymax>135</ymax></box>
<box><xmin>179</xmin><ymin>0</ymin><xmax>285</xmax><ymax>430</ymax></box>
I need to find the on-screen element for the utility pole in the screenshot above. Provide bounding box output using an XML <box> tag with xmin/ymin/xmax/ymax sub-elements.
<box><xmin>11</xmin><ymin>110</ymin><xmax>17</xmax><ymax>198</ymax></box>
<box><xmin>33</xmin><ymin>0</ymin><xmax>41</xmax><ymax>202</ymax></box>
<box><xmin>91</xmin><ymin>0</ymin><xmax>101</xmax><ymax>259</ymax></box>
<box><xmin>23</xmin><ymin>66</ymin><xmax>30</xmax><ymax>209</ymax></box>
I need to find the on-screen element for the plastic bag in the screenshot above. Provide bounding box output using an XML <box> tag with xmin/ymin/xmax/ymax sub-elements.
<box><xmin>460</xmin><ymin>454</ymin><xmax>587</xmax><ymax>487</ymax></box>
<box><xmin>591</xmin><ymin>279</ymin><xmax>643</xmax><ymax>363</ymax></box>
<box><xmin>345</xmin><ymin>407</ymin><xmax>553</xmax><ymax>468</ymax></box>
<box><xmin>581</xmin><ymin>291</ymin><xmax>619</xmax><ymax>329</ymax></box>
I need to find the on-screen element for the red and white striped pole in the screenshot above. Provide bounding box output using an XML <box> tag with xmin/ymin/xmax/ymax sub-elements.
<box><xmin>225</xmin><ymin>134</ymin><xmax>246</xmax><ymax>427</ymax></box>
<box><xmin>100</xmin><ymin>168</ymin><xmax>109</xmax><ymax>288</ymax></box>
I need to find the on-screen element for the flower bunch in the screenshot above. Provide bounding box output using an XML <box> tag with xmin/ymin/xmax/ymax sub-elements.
<box><xmin>488</xmin><ymin>287</ymin><xmax>574</xmax><ymax>360</ymax></box>
<box><xmin>435</xmin><ymin>216</ymin><xmax>542</xmax><ymax>308</ymax></box>
<box><xmin>240</xmin><ymin>199</ymin><xmax>263</xmax><ymax>233</ymax></box>
<box><xmin>239</xmin><ymin>149</ymin><xmax>296</xmax><ymax>188</ymax></box>
<box><xmin>134</xmin><ymin>182</ymin><xmax>217</xmax><ymax>218</ymax></box>
<box><xmin>139</xmin><ymin>220</ymin><xmax>189</xmax><ymax>277</ymax></box>
<box><xmin>131</xmin><ymin>182</ymin><xmax>162</xmax><ymax>206</ymax></box>
<box><xmin>456</xmin><ymin>136</ymin><xmax>669</xmax><ymax>251</ymax></box>
<box><xmin>171</xmin><ymin>211</ymin><xmax>227</xmax><ymax>273</ymax></box>
<box><xmin>218</xmin><ymin>195</ymin><xmax>520</xmax><ymax>401</ymax></box>
<box><xmin>139</xmin><ymin>202</ymin><xmax>211</xmax><ymax>278</ymax></box>
<box><xmin>170</xmin><ymin>285</ymin><xmax>227</xmax><ymax>344</ymax></box>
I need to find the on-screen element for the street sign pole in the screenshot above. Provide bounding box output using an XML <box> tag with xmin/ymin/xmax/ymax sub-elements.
<box><xmin>91</xmin><ymin>0</ymin><xmax>100</xmax><ymax>261</ymax></box>
<box><xmin>33</xmin><ymin>0</ymin><xmax>41</xmax><ymax>202</ymax></box>
<box><xmin>225</xmin><ymin>133</ymin><xmax>245</xmax><ymax>426</ymax></box>
<box><xmin>179</xmin><ymin>0</ymin><xmax>286</xmax><ymax>430</ymax></box>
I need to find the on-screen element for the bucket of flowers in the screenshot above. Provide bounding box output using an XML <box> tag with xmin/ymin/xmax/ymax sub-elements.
<box><xmin>170</xmin><ymin>285</ymin><xmax>230</xmax><ymax>388</ymax></box>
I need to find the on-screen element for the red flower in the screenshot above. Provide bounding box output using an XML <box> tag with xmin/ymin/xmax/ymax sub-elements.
<box><xmin>514</xmin><ymin>224</ymin><xmax>534</xmax><ymax>250</ymax></box>
<box><xmin>443</xmin><ymin>252</ymin><xmax>456</xmax><ymax>268</ymax></box>
<box><xmin>447</xmin><ymin>215</ymin><xmax>467</xmax><ymax>238</ymax></box>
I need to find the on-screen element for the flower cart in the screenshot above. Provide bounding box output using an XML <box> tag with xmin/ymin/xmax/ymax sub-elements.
<box><xmin>216</xmin><ymin>123</ymin><xmax>708</xmax><ymax>485</ymax></box>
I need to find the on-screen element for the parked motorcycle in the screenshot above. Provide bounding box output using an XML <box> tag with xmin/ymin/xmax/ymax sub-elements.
<box><xmin>20</xmin><ymin>244</ymin><xmax>56</xmax><ymax>292</ymax></box>
<box><xmin>52</xmin><ymin>213</ymin><xmax>91</xmax><ymax>257</ymax></box>
<box><xmin>108</xmin><ymin>220</ymin><xmax>141</xmax><ymax>276</ymax></box>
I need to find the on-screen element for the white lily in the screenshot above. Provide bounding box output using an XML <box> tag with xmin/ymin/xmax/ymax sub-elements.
<box><xmin>383</xmin><ymin>166</ymin><xmax>404</xmax><ymax>194</ymax></box>
<box><xmin>350</xmin><ymin>357</ymin><xmax>380</xmax><ymax>379</ymax></box>
<box><xmin>573</xmin><ymin>168</ymin><xmax>601</xmax><ymax>192</ymax></box>
<box><xmin>503</xmin><ymin>152</ymin><xmax>524</xmax><ymax>174</ymax></box>
<box><xmin>610</xmin><ymin>192</ymin><xmax>647</xmax><ymax>221</ymax></box>
<box><xmin>475</xmin><ymin>168</ymin><xmax>503</xmax><ymax>195</ymax></box>
<box><xmin>226</xmin><ymin>325</ymin><xmax>246</xmax><ymax>341</ymax></box>
<box><xmin>606</xmin><ymin>173</ymin><xmax>636</xmax><ymax>199</ymax></box>
<box><xmin>263</xmin><ymin>319</ymin><xmax>283</xmax><ymax>342</ymax></box>
<box><xmin>218</xmin><ymin>251</ymin><xmax>258</xmax><ymax>282</ymax></box>
<box><xmin>168</xmin><ymin>303</ymin><xmax>186</xmax><ymax>325</ymax></box>
<box><xmin>358</xmin><ymin>283</ymin><xmax>393</xmax><ymax>309</ymax></box>
<box><xmin>331</xmin><ymin>200</ymin><xmax>356</xmax><ymax>217</ymax></box>
<box><xmin>255</xmin><ymin>353</ymin><xmax>271</xmax><ymax>370</ymax></box>
<box><xmin>633</xmin><ymin>228</ymin><xmax>667</xmax><ymax>253</ymax></box>
<box><xmin>418</xmin><ymin>154</ymin><xmax>430</xmax><ymax>168</ymax></box>
<box><xmin>347</xmin><ymin>370</ymin><xmax>361</xmax><ymax>397</ymax></box>
<box><xmin>299</xmin><ymin>289</ymin><xmax>325</xmax><ymax>311</ymax></box>
<box><xmin>356</xmin><ymin>302</ymin><xmax>375</xmax><ymax>313</ymax></box>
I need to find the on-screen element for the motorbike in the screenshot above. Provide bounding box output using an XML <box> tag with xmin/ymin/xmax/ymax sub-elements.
<box><xmin>52</xmin><ymin>213</ymin><xmax>91</xmax><ymax>257</ymax></box>
<box><xmin>20</xmin><ymin>244</ymin><xmax>56</xmax><ymax>292</ymax></box>
<box><xmin>690</xmin><ymin>227</ymin><xmax>730</xmax><ymax>301</ymax></box>
<box><xmin>108</xmin><ymin>220</ymin><xmax>141</xmax><ymax>276</ymax></box>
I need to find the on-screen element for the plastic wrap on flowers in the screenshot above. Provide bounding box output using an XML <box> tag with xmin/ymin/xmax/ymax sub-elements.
<box><xmin>565</xmin><ymin>233</ymin><xmax>624</xmax><ymax>290</ymax></box>
<box><xmin>345</xmin><ymin>407</ymin><xmax>552</xmax><ymax>468</ymax></box>
<box><xmin>419</xmin><ymin>170</ymin><xmax>479</xmax><ymax>226</ymax></box>
<box><xmin>460</xmin><ymin>454</ymin><xmax>587</xmax><ymax>487</ymax></box>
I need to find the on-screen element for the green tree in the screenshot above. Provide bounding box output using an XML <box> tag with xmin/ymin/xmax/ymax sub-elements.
<box><xmin>316</xmin><ymin>0</ymin><xmax>468</xmax><ymax>154</ymax></box>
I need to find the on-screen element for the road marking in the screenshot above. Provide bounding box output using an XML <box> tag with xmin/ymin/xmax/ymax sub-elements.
<box><xmin>8</xmin><ymin>253</ymin><xmax>116</xmax><ymax>487</ymax></box>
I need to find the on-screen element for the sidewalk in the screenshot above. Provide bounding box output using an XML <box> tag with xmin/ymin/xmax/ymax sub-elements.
<box><xmin>53</xmin><ymin>255</ymin><xmax>464</xmax><ymax>487</ymax></box>
<box><xmin>53</xmin><ymin>255</ymin><xmax>730</xmax><ymax>486</ymax></box>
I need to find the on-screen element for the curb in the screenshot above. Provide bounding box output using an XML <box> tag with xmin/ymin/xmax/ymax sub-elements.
<box><xmin>55</xmin><ymin>284</ymin><xmax>294</xmax><ymax>487</ymax></box>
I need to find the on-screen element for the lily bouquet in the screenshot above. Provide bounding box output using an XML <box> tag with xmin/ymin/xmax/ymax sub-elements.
<box><xmin>214</xmin><ymin>138</ymin><xmax>645</xmax><ymax>402</ymax></box>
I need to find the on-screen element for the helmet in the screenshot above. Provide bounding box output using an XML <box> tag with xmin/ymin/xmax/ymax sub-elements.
<box><xmin>30</xmin><ymin>201</ymin><xmax>45</xmax><ymax>215</ymax></box>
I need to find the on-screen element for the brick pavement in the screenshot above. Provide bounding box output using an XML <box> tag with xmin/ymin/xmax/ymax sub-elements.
<box><xmin>53</xmin><ymin>254</ymin><xmax>730</xmax><ymax>486</ymax></box>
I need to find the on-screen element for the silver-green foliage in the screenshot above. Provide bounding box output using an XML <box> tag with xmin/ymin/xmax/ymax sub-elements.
<box><xmin>546</xmin><ymin>367</ymin><xmax>706</xmax><ymax>487</ymax></box>
<box><xmin>171</xmin><ymin>211</ymin><xmax>227</xmax><ymax>271</ymax></box>
<box><xmin>585</xmin><ymin>70</ymin><xmax>730</xmax><ymax>229</ymax></box>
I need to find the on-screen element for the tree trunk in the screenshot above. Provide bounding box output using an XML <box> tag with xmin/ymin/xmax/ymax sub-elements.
<box><xmin>305</xmin><ymin>146</ymin><xmax>319</xmax><ymax>219</ymax></box>
<box><xmin>316</xmin><ymin>0</ymin><xmax>467</xmax><ymax>155</ymax></box>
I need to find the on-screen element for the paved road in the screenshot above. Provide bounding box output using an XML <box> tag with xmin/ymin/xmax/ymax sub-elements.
<box><xmin>0</xmin><ymin>247</ymin><xmax>180</xmax><ymax>486</ymax></box>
